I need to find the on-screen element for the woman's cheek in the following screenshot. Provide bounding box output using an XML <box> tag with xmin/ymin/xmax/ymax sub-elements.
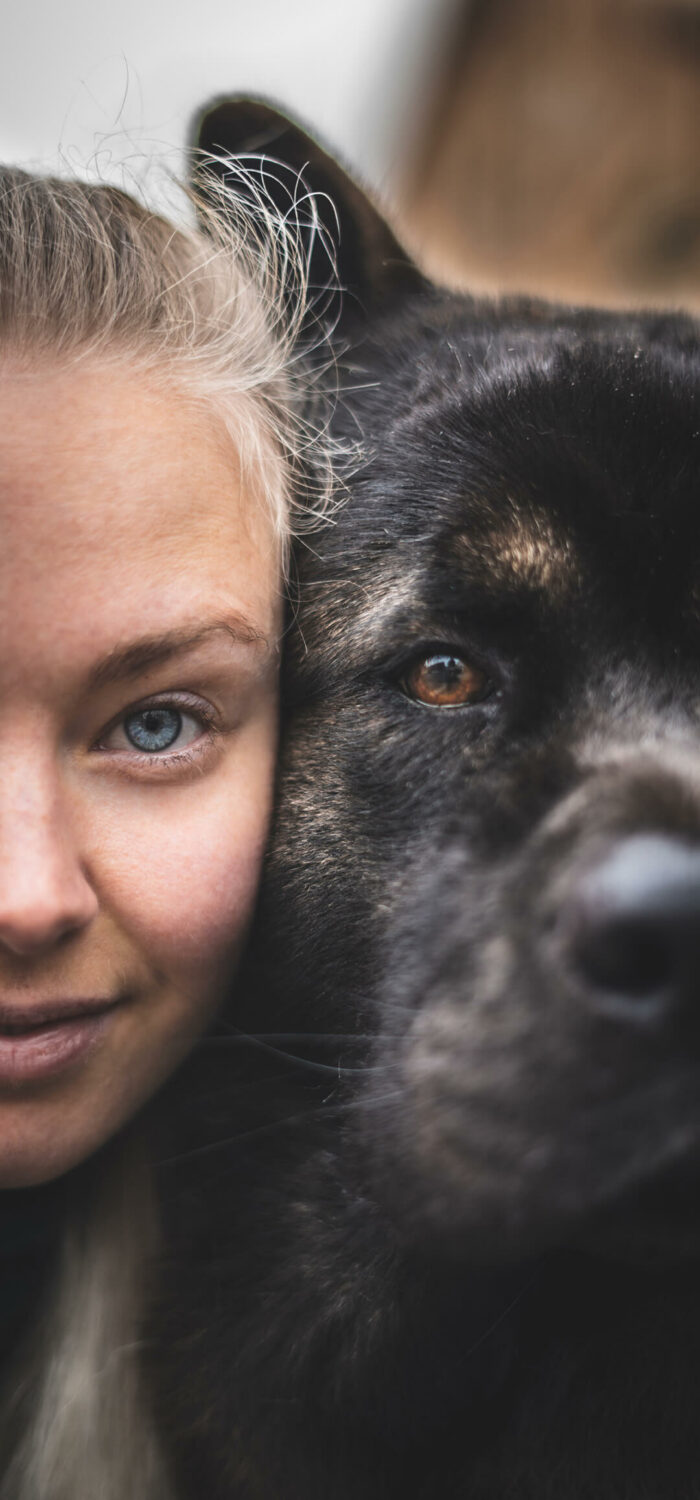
<box><xmin>90</xmin><ymin>745</ymin><xmax>275</xmax><ymax>998</ymax></box>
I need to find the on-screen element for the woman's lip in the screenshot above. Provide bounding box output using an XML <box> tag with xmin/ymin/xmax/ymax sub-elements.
<box><xmin>0</xmin><ymin>1003</ymin><xmax>119</xmax><ymax>1086</ymax></box>
<box><xmin>0</xmin><ymin>997</ymin><xmax>119</xmax><ymax>1030</ymax></box>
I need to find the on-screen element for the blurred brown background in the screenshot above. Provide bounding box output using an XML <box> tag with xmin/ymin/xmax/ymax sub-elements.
<box><xmin>395</xmin><ymin>0</ymin><xmax>700</xmax><ymax>308</ymax></box>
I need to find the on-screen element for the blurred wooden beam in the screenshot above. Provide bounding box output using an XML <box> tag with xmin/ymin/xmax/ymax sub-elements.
<box><xmin>397</xmin><ymin>0</ymin><xmax>700</xmax><ymax>308</ymax></box>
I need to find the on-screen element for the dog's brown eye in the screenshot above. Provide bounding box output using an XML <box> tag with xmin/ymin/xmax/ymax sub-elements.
<box><xmin>403</xmin><ymin>653</ymin><xmax>488</xmax><ymax>707</ymax></box>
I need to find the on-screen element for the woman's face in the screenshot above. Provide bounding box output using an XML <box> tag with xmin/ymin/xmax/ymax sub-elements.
<box><xmin>0</xmin><ymin>360</ymin><xmax>281</xmax><ymax>1187</ymax></box>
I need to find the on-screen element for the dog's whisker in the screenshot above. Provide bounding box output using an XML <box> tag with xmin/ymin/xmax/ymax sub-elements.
<box><xmin>200</xmin><ymin>1026</ymin><xmax>392</xmax><ymax>1075</ymax></box>
<box><xmin>215</xmin><ymin>1028</ymin><xmax>381</xmax><ymax>1042</ymax></box>
<box><xmin>158</xmin><ymin>1087</ymin><xmax>405</xmax><ymax>1167</ymax></box>
<box><xmin>461</xmin><ymin>1275</ymin><xmax>541</xmax><ymax>1364</ymax></box>
<box><xmin>199</xmin><ymin>1034</ymin><xmax>389</xmax><ymax>1076</ymax></box>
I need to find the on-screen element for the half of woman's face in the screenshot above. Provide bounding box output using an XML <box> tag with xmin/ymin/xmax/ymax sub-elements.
<box><xmin>0</xmin><ymin>360</ymin><xmax>281</xmax><ymax>1187</ymax></box>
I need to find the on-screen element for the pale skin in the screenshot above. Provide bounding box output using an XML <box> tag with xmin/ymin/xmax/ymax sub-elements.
<box><xmin>0</xmin><ymin>360</ymin><xmax>282</xmax><ymax>1188</ymax></box>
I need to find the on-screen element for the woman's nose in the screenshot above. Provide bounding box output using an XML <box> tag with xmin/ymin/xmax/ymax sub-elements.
<box><xmin>0</xmin><ymin>768</ymin><xmax>98</xmax><ymax>957</ymax></box>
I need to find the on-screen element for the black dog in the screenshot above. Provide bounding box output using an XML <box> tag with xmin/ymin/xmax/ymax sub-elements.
<box><xmin>153</xmin><ymin>103</ymin><xmax>700</xmax><ymax>1500</ymax></box>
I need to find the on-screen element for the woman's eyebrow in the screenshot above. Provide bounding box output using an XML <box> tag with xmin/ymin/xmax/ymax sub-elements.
<box><xmin>89</xmin><ymin>616</ymin><xmax>270</xmax><ymax>689</ymax></box>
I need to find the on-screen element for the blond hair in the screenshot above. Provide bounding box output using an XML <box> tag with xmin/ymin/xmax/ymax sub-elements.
<box><xmin>0</xmin><ymin>160</ymin><xmax>335</xmax><ymax>560</ymax></box>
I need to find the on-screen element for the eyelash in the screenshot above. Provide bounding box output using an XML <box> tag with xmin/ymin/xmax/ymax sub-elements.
<box><xmin>94</xmin><ymin>692</ymin><xmax>221</xmax><ymax>773</ymax></box>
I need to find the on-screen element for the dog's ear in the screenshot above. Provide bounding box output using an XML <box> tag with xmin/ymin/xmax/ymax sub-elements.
<box><xmin>191</xmin><ymin>96</ymin><xmax>427</xmax><ymax>332</ymax></box>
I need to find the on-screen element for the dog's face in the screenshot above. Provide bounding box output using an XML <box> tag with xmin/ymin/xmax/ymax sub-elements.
<box><xmin>262</xmin><ymin>296</ymin><xmax>700</xmax><ymax>1266</ymax></box>
<box><xmin>197</xmin><ymin>104</ymin><xmax>700</xmax><ymax>1270</ymax></box>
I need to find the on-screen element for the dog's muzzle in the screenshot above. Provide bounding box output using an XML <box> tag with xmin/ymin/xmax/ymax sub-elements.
<box><xmin>366</xmin><ymin>750</ymin><xmax>700</xmax><ymax>1260</ymax></box>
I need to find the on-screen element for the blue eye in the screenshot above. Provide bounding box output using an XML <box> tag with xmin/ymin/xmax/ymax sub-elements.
<box><xmin>100</xmin><ymin>701</ymin><xmax>206</xmax><ymax>757</ymax></box>
<box><xmin>124</xmin><ymin>707</ymin><xmax>182</xmax><ymax>753</ymax></box>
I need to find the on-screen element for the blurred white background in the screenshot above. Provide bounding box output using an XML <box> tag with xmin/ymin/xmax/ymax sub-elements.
<box><xmin>1</xmin><ymin>0</ymin><xmax>455</xmax><ymax>202</ymax></box>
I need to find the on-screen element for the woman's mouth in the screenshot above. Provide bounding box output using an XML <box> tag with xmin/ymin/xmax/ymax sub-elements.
<box><xmin>0</xmin><ymin>999</ymin><xmax>121</xmax><ymax>1085</ymax></box>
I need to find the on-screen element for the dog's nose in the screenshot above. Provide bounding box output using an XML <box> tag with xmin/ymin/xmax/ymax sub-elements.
<box><xmin>564</xmin><ymin>834</ymin><xmax>700</xmax><ymax>1025</ymax></box>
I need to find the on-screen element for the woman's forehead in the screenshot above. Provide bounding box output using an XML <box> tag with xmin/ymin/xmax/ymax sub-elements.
<box><xmin>0</xmin><ymin>360</ymin><xmax>256</xmax><ymax>528</ymax></box>
<box><xmin>0</xmin><ymin>361</ymin><xmax>282</xmax><ymax>683</ymax></box>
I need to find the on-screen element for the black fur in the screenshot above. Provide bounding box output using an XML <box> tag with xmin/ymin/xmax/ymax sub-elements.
<box><xmin>153</xmin><ymin>105</ymin><xmax>700</xmax><ymax>1499</ymax></box>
